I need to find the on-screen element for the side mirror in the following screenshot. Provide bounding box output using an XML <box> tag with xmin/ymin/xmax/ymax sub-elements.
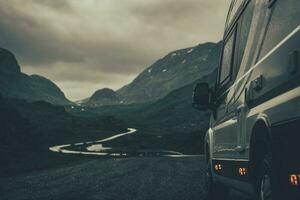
<box><xmin>192</xmin><ymin>82</ymin><xmax>213</xmax><ymax>111</ymax></box>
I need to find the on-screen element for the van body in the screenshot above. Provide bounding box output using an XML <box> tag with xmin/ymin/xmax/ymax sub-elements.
<box><xmin>193</xmin><ymin>0</ymin><xmax>300</xmax><ymax>199</ymax></box>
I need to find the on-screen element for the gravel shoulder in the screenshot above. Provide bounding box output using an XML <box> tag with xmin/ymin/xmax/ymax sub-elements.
<box><xmin>0</xmin><ymin>156</ymin><xmax>208</xmax><ymax>200</ymax></box>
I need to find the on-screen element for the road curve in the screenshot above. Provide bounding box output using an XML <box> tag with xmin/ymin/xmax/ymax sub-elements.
<box><xmin>49</xmin><ymin>128</ymin><xmax>137</xmax><ymax>156</ymax></box>
<box><xmin>49</xmin><ymin>128</ymin><xmax>202</xmax><ymax>158</ymax></box>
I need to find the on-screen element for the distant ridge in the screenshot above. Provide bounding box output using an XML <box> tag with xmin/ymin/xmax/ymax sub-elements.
<box><xmin>0</xmin><ymin>48</ymin><xmax>72</xmax><ymax>105</ymax></box>
<box><xmin>117</xmin><ymin>42</ymin><xmax>221</xmax><ymax>104</ymax></box>
<box><xmin>81</xmin><ymin>88</ymin><xmax>123</xmax><ymax>107</ymax></box>
<box><xmin>81</xmin><ymin>42</ymin><xmax>221</xmax><ymax>106</ymax></box>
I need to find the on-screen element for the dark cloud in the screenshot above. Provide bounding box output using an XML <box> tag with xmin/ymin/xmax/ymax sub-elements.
<box><xmin>30</xmin><ymin>0</ymin><xmax>73</xmax><ymax>11</ymax></box>
<box><xmin>0</xmin><ymin>0</ymin><xmax>231</xmax><ymax>100</ymax></box>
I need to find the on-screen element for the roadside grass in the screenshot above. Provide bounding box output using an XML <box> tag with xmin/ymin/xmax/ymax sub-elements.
<box><xmin>0</xmin><ymin>129</ymin><xmax>127</xmax><ymax>178</ymax></box>
<box><xmin>99</xmin><ymin>130</ymin><xmax>206</xmax><ymax>155</ymax></box>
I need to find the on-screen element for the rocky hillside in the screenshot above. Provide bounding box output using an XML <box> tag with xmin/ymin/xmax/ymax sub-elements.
<box><xmin>117</xmin><ymin>42</ymin><xmax>221</xmax><ymax>104</ymax></box>
<box><xmin>137</xmin><ymin>69</ymin><xmax>217</xmax><ymax>134</ymax></box>
<box><xmin>85</xmin><ymin>68</ymin><xmax>218</xmax><ymax>135</ymax></box>
<box><xmin>81</xmin><ymin>88</ymin><xmax>123</xmax><ymax>107</ymax></box>
<box><xmin>0</xmin><ymin>48</ymin><xmax>72</xmax><ymax>105</ymax></box>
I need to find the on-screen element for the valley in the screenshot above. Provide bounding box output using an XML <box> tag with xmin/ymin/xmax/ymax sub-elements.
<box><xmin>0</xmin><ymin>42</ymin><xmax>223</xmax><ymax>200</ymax></box>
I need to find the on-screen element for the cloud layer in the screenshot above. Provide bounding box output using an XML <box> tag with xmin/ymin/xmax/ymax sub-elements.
<box><xmin>0</xmin><ymin>0</ymin><xmax>231</xmax><ymax>100</ymax></box>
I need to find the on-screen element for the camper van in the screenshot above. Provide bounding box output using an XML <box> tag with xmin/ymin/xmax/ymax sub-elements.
<box><xmin>192</xmin><ymin>0</ymin><xmax>300</xmax><ymax>199</ymax></box>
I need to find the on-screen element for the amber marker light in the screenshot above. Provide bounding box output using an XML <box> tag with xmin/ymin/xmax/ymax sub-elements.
<box><xmin>289</xmin><ymin>174</ymin><xmax>300</xmax><ymax>186</ymax></box>
<box><xmin>239</xmin><ymin>167</ymin><xmax>247</xmax><ymax>176</ymax></box>
<box><xmin>214</xmin><ymin>164</ymin><xmax>222</xmax><ymax>171</ymax></box>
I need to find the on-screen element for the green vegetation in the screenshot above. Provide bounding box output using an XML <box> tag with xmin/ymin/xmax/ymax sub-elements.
<box><xmin>0</xmin><ymin>42</ymin><xmax>220</xmax><ymax>178</ymax></box>
<box><xmin>0</xmin><ymin>94</ymin><xmax>127</xmax><ymax>177</ymax></box>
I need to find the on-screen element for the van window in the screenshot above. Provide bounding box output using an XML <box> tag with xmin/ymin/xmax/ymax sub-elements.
<box><xmin>258</xmin><ymin>0</ymin><xmax>300</xmax><ymax>60</ymax></box>
<box><xmin>233</xmin><ymin>0</ymin><xmax>254</xmax><ymax>77</ymax></box>
<box><xmin>226</xmin><ymin>0</ymin><xmax>246</xmax><ymax>31</ymax></box>
<box><xmin>219</xmin><ymin>27</ymin><xmax>237</xmax><ymax>87</ymax></box>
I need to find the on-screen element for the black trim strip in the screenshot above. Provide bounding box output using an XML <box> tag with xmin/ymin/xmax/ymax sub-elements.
<box><xmin>268</xmin><ymin>0</ymin><xmax>277</xmax><ymax>8</ymax></box>
<box><xmin>248</xmin><ymin>76</ymin><xmax>300</xmax><ymax>109</ymax></box>
<box><xmin>271</xmin><ymin>116</ymin><xmax>300</xmax><ymax>127</ymax></box>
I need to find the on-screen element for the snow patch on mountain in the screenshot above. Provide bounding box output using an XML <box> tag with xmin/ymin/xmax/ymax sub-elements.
<box><xmin>187</xmin><ymin>49</ymin><xmax>194</xmax><ymax>53</ymax></box>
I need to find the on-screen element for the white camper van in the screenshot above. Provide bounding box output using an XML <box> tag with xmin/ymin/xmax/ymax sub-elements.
<box><xmin>192</xmin><ymin>0</ymin><xmax>300</xmax><ymax>199</ymax></box>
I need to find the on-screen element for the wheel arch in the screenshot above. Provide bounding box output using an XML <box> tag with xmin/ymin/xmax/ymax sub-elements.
<box><xmin>248</xmin><ymin>115</ymin><xmax>273</xmax><ymax>184</ymax></box>
<box><xmin>205</xmin><ymin>128</ymin><xmax>214</xmax><ymax>164</ymax></box>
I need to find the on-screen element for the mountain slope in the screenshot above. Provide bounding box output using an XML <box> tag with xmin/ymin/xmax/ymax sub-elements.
<box><xmin>81</xmin><ymin>88</ymin><xmax>123</xmax><ymax>107</ymax></box>
<box><xmin>117</xmin><ymin>42</ymin><xmax>221</xmax><ymax>104</ymax></box>
<box><xmin>86</xmin><ymin>69</ymin><xmax>218</xmax><ymax>135</ymax></box>
<box><xmin>137</xmin><ymin>69</ymin><xmax>217</xmax><ymax>134</ymax></box>
<box><xmin>0</xmin><ymin>48</ymin><xmax>72</xmax><ymax>105</ymax></box>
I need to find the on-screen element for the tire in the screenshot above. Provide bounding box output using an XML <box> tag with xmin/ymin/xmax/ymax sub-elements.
<box><xmin>257</xmin><ymin>157</ymin><xmax>273</xmax><ymax>200</ymax></box>
<box><xmin>205</xmin><ymin>163</ymin><xmax>229</xmax><ymax>200</ymax></box>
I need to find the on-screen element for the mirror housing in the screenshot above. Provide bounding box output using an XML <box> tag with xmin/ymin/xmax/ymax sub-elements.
<box><xmin>192</xmin><ymin>82</ymin><xmax>213</xmax><ymax>111</ymax></box>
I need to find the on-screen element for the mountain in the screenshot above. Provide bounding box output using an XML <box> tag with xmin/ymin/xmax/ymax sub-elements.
<box><xmin>86</xmin><ymin>68</ymin><xmax>218</xmax><ymax>135</ymax></box>
<box><xmin>137</xmin><ymin>69</ymin><xmax>217</xmax><ymax>134</ymax></box>
<box><xmin>81</xmin><ymin>88</ymin><xmax>123</xmax><ymax>107</ymax></box>
<box><xmin>0</xmin><ymin>94</ymin><xmax>33</xmax><ymax>148</ymax></box>
<box><xmin>0</xmin><ymin>48</ymin><xmax>72</xmax><ymax>105</ymax></box>
<box><xmin>117</xmin><ymin>42</ymin><xmax>221</xmax><ymax>104</ymax></box>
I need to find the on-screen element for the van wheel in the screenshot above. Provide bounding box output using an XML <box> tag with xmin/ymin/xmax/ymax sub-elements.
<box><xmin>205</xmin><ymin>163</ymin><xmax>229</xmax><ymax>200</ymax></box>
<box><xmin>257</xmin><ymin>157</ymin><xmax>273</xmax><ymax>200</ymax></box>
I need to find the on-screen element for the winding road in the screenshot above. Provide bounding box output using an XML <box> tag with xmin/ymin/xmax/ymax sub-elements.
<box><xmin>49</xmin><ymin>128</ymin><xmax>137</xmax><ymax>156</ymax></box>
<box><xmin>0</xmin><ymin>129</ymin><xmax>249</xmax><ymax>200</ymax></box>
<box><xmin>49</xmin><ymin>128</ymin><xmax>201</xmax><ymax>158</ymax></box>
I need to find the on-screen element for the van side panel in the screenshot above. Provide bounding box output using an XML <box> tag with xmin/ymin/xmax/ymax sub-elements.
<box><xmin>210</xmin><ymin>0</ymin><xmax>300</xmax><ymax>190</ymax></box>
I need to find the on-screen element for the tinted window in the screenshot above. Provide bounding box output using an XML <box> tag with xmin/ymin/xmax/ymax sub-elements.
<box><xmin>259</xmin><ymin>0</ymin><xmax>300</xmax><ymax>60</ymax></box>
<box><xmin>233</xmin><ymin>0</ymin><xmax>254</xmax><ymax>77</ymax></box>
<box><xmin>219</xmin><ymin>27</ymin><xmax>236</xmax><ymax>86</ymax></box>
<box><xmin>226</xmin><ymin>0</ymin><xmax>246</xmax><ymax>30</ymax></box>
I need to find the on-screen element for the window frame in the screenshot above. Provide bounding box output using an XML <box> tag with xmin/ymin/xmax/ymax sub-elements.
<box><xmin>226</xmin><ymin>0</ymin><xmax>245</xmax><ymax>30</ymax></box>
<box><xmin>217</xmin><ymin>25</ymin><xmax>238</xmax><ymax>90</ymax></box>
<box><xmin>224</xmin><ymin>0</ymin><xmax>250</xmax><ymax>39</ymax></box>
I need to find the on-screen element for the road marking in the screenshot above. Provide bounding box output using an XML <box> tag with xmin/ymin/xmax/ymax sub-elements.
<box><xmin>49</xmin><ymin>128</ymin><xmax>203</xmax><ymax>158</ymax></box>
<box><xmin>49</xmin><ymin>128</ymin><xmax>136</xmax><ymax>155</ymax></box>
<box><xmin>164</xmin><ymin>155</ymin><xmax>204</xmax><ymax>158</ymax></box>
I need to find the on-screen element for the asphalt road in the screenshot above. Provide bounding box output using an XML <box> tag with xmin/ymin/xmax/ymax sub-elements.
<box><xmin>0</xmin><ymin>129</ymin><xmax>249</xmax><ymax>200</ymax></box>
<box><xmin>0</xmin><ymin>156</ymin><xmax>210</xmax><ymax>200</ymax></box>
<box><xmin>48</xmin><ymin>128</ymin><xmax>200</xmax><ymax>158</ymax></box>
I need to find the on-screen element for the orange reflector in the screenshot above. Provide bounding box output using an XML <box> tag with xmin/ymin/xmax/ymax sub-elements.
<box><xmin>290</xmin><ymin>174</ymin><xmax>300</xmax><ymax>186</ymax></box>
<box><xmin>239</xmin><ymin>167</ymin><xmax>247</xmax><ymax>176</ymax></box>
<box><xmin>214</xmin><ymin>164</ymin><xmax>222</xmax><ymax>171</ymax></box>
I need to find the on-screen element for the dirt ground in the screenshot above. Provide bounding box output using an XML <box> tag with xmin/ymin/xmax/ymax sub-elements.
<box><xmin>0</xmin><ymin>155</ymin><xmax>252</xmax><ymax>200</ymax></box>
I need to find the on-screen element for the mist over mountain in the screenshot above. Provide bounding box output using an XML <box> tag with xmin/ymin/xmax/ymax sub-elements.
<box><xmin>0</xmin><ymin>48</ymin><xmax>72</xmax><ymax>105</ymax></box>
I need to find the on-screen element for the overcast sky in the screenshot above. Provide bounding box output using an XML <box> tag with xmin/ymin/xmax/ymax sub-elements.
<box><xmin>0</xmin><ymin>0</ymin><xmax>231</xmax><ymax>101</ymax></box>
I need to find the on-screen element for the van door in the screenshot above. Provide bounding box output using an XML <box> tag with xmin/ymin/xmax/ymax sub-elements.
<box><xmin>213</xmin><ymin>0</ymin><xmax>256</xmax><ymax>163</ymax></box>
<box><xmin>213</xmin><ymin>25</ymin><xmax>238</xmax><ymax>160</ymax></box>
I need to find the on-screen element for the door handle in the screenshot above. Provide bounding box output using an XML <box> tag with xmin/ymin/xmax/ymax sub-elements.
<box><xmin>289</xmin><ymin>50</ymin><xmax>299</xmax><ymax>74</ymax></box>
<box><xmin>236</xmin><ymin>105</ymin><xmax>246</xmax><ymax>115</ymax></box>
<box><xmin>251</xmin><ymin>75</ymin><xmax>263</xmax><ymax>91</ymax></box>
<box><xmin>235</xmin><ymin>145</ymin><xmax>245</xmax><ymax>153</ymax></box>
<box><xmin>236</xmin><ymin>107</ymin><xmax>242</xmax><ymax>114</ymax></box>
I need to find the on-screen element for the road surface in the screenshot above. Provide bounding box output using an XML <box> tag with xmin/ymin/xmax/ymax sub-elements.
<box><xmin>49</xmin><ymin>128</ymin><xmax>137</xmax><ymax>156</ymax></box>
<box><xmin>0</xmin><ymin>129</ymin><xmax>249</xmax><ymax>200</ymax></box>
<box><xmin>0</xmin><ymin>156</ymin><xmax>209</xmax><ymax>200</ymax></box>
<box><xmin>48</xmin><ymin>128</ymin><xmax>200</xmax><ymax>158</ymax></box>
